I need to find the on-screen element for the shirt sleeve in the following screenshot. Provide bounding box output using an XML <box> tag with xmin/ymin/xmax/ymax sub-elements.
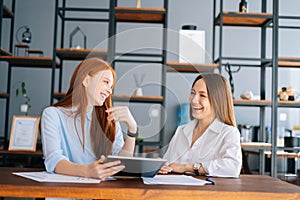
<box><xmin>162</xmin><ymin>126</ymin><xmax>190</xmax><ymax>164</ymax></box>
<box><xmin>112</xmin><ymin>122</ymin><xmax>124</xmax><ymax>155</ymax></box>
<box><xmin>41</xmin><ymin>107</ymin><xmax>69</xmax><ymax>173</ymax></box>
<box><xmin>203</xmin><ymin>127</ymin><xmax>242</xmax><ymax>178</ymax></box>
<box><xmin>163</xmin><ymin>128</ymin><xmax>178</xmax><ymax>162</ymax></box>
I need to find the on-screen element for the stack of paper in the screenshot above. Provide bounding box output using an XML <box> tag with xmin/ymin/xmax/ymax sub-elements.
<box><xmin>13</xmin><ymin>171</ymin><xmax>100</xmax><ymax>183</ymax></box>
<box><xmin>142</xmin><ymin>175</ymin><xmax>209</xmax><ymax>186</ymax></box>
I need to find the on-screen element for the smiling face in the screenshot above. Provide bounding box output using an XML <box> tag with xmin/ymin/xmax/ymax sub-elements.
<box><xmin>189</xmin><ymin>78</ymin><xmax>214</xmax><ymax>121</ymax></box>
<box><xmin>84</xmin><ymin>69</ymin><xmax>113</xmax><ymax>110</ymax></box>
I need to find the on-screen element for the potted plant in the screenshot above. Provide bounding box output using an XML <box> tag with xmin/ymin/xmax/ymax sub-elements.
<box><xmin>16</xmin><ymin>81</ymin><xmax>31</xmax><ymax>115</ymax></box>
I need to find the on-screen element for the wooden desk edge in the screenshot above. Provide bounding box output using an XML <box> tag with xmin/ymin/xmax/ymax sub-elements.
<box><xmin>0</xmin><ymin>168</ymin><xmax>300</xmax><ymax>200</ymax></box>
<box><xmin>1</xmin><ymin>185</ymin><xmax>299</xmax><ymax>200</ymax></box>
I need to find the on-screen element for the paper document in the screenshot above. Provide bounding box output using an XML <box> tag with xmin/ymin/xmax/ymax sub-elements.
<box><xmin>13</xmin><ymin>171</ymin><xmax>100</xmax><ymax>183</ymax></box>
<box><xmin>142</xmin><ymin>175</ymin><xmax>210</xmax><ymax>186</ymax></box>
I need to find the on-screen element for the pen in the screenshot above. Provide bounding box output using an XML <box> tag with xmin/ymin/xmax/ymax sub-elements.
<box><xmin>206</xmin><ymin>177</ymin><xmax>216</xmax><ymax>185</ymax></box>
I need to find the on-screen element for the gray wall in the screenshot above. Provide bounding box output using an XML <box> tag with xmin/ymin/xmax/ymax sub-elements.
<box><xmin>1</xmin><ymin>0</ymin><xmax>300</xmax><ymax>152</ymax></box>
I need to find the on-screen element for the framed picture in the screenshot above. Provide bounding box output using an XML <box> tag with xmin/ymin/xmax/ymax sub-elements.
<box><xmin>9</xmin><ymin>115</ymin><xmax>40</xmax><ymax>151</ymax></box>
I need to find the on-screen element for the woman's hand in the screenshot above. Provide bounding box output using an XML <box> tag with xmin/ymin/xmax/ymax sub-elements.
<box><xmin>106</xmin><ymin>106</ymin><xmax>137</xmax><ymax>133</ymax></box>
<box><xmin>159</xmin><ymin>165</ymin><xmax>173</xmax><ymax>174</ymax></box>
<box><xmin>85</xmin><ymin>155</ymin><xmax>125</xmax><ymax>180</ymax></box>
<box><xmin>168</xmin><ymin>163</ymin><xmax>188</xmax><ymax>174</ymax></box>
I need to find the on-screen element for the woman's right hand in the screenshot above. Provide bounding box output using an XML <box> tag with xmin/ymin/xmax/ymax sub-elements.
<box><xmin>85</xmin><ymin>155</ymin><xmax>125</xmax><ymax>180</ymax></box>
<box><xmin>158</xmin><ymin>165</ymin><xmax>173</xmax><ymax>174</ymax></box>
<box><xmin>106</xmin><ymin>106</ymin><xmax>137</xmax><ymax>133</ymax></box>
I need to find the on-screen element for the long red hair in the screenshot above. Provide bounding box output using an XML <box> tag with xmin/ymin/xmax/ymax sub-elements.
<box><xmin>53</xmin><ymin>58</ymin><xmax>117</xmax><ymax>157</ymax></box>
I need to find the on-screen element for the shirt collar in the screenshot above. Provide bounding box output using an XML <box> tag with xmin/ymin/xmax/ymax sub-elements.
<box><xmin>183</xmin><ymin>118</ymin><xmax>224</xmax><ymax>139</ymax></box>
<box><xmin>86</xmin><ymin>108</ymin><xmax>93</xmax><ymax>121</ymax></box>
<box><xmin>74</xmin><ymin>107</ymin><xmax>93</xmax><ymax>121</ymax></box>
<box><xmin>209</xmin><ymin>118</ymin><xmax>224</xmax><ymax>134</ymax></box>
<box><xmin>182</xmin><ymin>119</ymin><xmax>197</xmax><ymax>144</ymax></box>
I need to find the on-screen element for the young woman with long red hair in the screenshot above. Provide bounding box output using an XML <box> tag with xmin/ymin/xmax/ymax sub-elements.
<box><xmin>41</xmin><ymin>58</ymin><xmax>138</xmax><ymax>180</ymax></box>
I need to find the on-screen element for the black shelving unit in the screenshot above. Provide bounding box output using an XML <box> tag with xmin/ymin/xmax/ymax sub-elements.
<box><xmin>212</xmin><ymin>0</ymin><xmax>280</xmax><ymax>177</ymax></box>
<box><xmin>108</xmin><ymin>0</ymin><xmax>169</xmax><ymax>153</ymax></box>
<box><xmin>0</xmin><ymin>0</ymin><xmax>15</xmax><ymax>150</ymax></box>
<box><xmin>273</xmin><ymin>5</ymin><xmax>300</xmax><ymax>177</ymax></box>
<box><xmin>51</xmin><ymin>0</ymin><xmax>111</xmax><ymax>102</ymax></box>
<box><xmin>0</xmin><ymin>1</ymin><xmax>57</xmax><ymax>167</ymax></box>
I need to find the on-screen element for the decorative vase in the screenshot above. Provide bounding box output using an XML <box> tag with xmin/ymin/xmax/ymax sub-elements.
<box><xmin>134</xmin><ymin>87</ymin><xmax>143</xmax><ymax>96</ymax></box>
<box><xmin>20</xmin><ymin>104</ymin><xmax>29</xmax><ymax>113</ymax></box>
<box><xmin>137</xmin><ymin>0</ymin><xmax>141</xmax><ymax>8</ymax></box>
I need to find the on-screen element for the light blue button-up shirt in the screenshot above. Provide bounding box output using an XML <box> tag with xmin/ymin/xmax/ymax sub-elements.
<box><xmin>41</xmin><ymin>106</ymin><xmax>124</xmax><ymax>173</ymax></box>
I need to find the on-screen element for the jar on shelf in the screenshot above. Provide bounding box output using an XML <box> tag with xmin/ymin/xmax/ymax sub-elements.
<box><xmin>241</xmin><ymin>125</ymin><xmax>252</xmax><ymax>143</ymax></box>
<box><xmin>239</xmin><ymin>0</ymin><xmax>248</xmax><ymax>13</ymax></box>
<box><xmin>278</xmin><ymin>87</ymin><xmax>289</xmax><ymax>101</ymax></box>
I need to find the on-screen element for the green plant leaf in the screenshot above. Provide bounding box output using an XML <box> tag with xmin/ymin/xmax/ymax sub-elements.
<box><xmin>22</xmin><ymin>88</ymin><xmax>26</xmax><ymax>95</ymax></box>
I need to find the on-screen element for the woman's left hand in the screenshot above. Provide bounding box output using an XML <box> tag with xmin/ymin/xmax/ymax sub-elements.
<box><xmin>168</xmin><ymin>163</ymin><xmax>187</xmax><ymax>173</ymax></box>
<box><xmin>106</xmin><ymin>106</ymin><xmax>137</xmax><ymax>133</ymax></box>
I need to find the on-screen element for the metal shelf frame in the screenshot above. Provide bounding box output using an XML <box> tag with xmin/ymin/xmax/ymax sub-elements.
<box><xmin>212</xmin><ymin>0</ymin><xmax>280</xmax><ymax>178</ymax></box>
<box><xmin>108</xmin><ymin>0</ymin><xmax>169</xmax><ymax>152</ymax></box>
<box><xmin>0</xmin><ymin>0</ymin><xmax>15</xmax><ymax>150</ymax></box>
<box><xmin>51</xmin><ymin>0</ymin><xmax>111</xmax><ymax>103</ymax></box>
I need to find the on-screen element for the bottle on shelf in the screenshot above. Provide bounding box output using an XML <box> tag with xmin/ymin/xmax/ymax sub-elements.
<box><xmin>239</xmin><ymin>0</ymin><xmax>248</xmax><ymax>13</ymax></box>
<box><xmin>241</xmin><ymin>125</ymin><xmax>252</xmax><ymax>143</ymax></box>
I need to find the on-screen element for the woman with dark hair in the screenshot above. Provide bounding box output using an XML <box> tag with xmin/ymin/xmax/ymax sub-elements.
<box><xmin>161</xmin><ymin>73</ymin><xmax>242</xmax><ymax>178</ymax></box>
<box><xmin>41</xmin><ymin>58</ymin><xmax>137</xmax><ymax>180</ymax></box>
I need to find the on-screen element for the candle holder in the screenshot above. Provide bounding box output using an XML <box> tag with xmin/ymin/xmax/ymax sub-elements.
<box><xmin>14</xmin><ymin>25</ymin><xmax>32</xmax><ymax>56</ymax></box>
<box><xmin>69</xmin><ymin>26</ymin><xmax>87</xmax><ymax>49</ymax></box>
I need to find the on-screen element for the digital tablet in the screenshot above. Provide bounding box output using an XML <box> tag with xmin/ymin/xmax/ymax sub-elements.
<box><xmin>105</xmin><ymin>155</ymin><xmax>167</xmax><ymax>177</ymax></box>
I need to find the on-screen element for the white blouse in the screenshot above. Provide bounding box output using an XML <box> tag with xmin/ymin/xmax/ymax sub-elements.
<box><xmin>163</xmin><ymin>118</ymin><xmax>242</xmax><ymax>178</ymax></box>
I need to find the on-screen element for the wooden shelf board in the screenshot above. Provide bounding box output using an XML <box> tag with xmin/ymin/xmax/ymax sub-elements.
<box><xmin>0</xmin><ymin>91</ymin><xmax>9</xmax><ymax>98</ymax></box>
<box><xmin>115</xmin><ymin>7</ymin><xmax>165</xmax><ymax>23</ymax></box>
<box><xmin>0</xmin><ymin>56</ymin><xmax>59</xmax><ymax>68</ymax></box>
<box><xmin>2</xmin><ymin>4</ymin><xmax>14</xmax><ymax>18</ymax></box>
<box><xmin>244</xmin><ymin>149</ymin><xmax>300</xmax><ymax>158</ymax></box>
<box><xmin>264</xmin><ymin>151</ymin><xmax>300</xmax><ymax>159</ymax></box>
<box><xmin>233</xmin><ymin>99</ymin><xmax>271</xmax><ymax>106</ymax></box>
<box><xmin>167</xmin><ymin>62</ymin><xmax>219</xmax><ymax>73</ymax></box>
<box><xmin>56</xmin><ymin>48</ymin><xmax>107</xmax><ymax>60</ymax></box>
<box><xmin>241</xmin><ymin>142</ymin><xmax>271</xmax><ymax>148</ymax></box>
<box><xmin>0</xmin><ymin>48</ymin><xmax>12</xmax><ymax>56</ymax></box>
<box><xmin>216</xmin><ymin>12</ymin><xmax>272</xmax><ymax>26</ymax></box>
<box><xmin>0</xmin><ymin>150</ymin><xmax>43</xmax><ymax>156</ymax></box>
<box><xmin>279</xmin><ymin>56</ymin><xmax>300</xmax><ymax>61</ymax></box>
<box><xmin>278</xmin><ymin>100</ymin><xmax>300</xmax><ymax>104</ymax></box>
<box><xmin>278</xmin><ymin>56</ymin><xmax>300</xmax><ymax>67</ymax></box>
<box><xmin>233</xmin><ymin>99</ymin><xmax>300</xmax><ymax>107</ymax></box>
<box><xmin>278</xmin><ymin>100</ymin><xmax>300</xmax><ymax>107</ymax></box>
<box><xmin>54</xmin><ymin>92</ymin><xmax>164</xmax><ymax>104</ymax></box>
<box><xmin>241</xmin><ymin>142</ymin><xmax>272</xmax><ymax>151</ymax></box>
<box><xmin>278</xmin><ymin>61</ymin><xmax>300</xmax><ymax>67</ymax></box>
<box><xmin>112</xmin><ymin>94</ymin><xmax>163</xmax><ymax>103</ymax></box>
